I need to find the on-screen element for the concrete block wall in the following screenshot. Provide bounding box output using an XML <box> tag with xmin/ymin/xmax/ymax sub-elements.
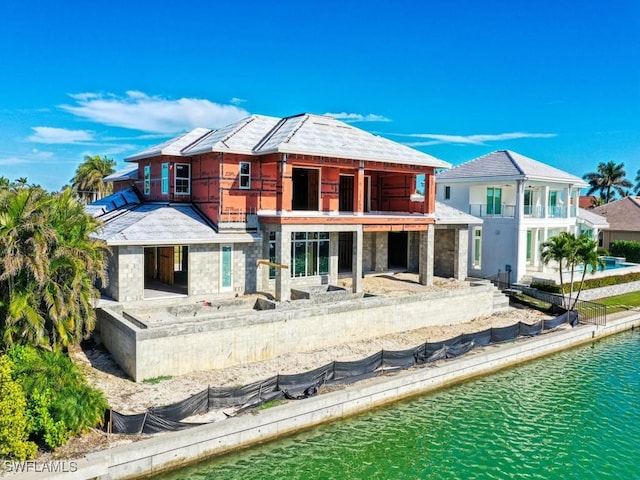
<box><xmin>189</xmin><ymin>245</ymin><xmax>218</xmax><ymax>296</ymax></box>
<box><xmin>118</xmin><ymin>246</ymin><xmax>145</xmax><ymax>302</ymax></box>
<box><xmin>434</xmin><ymin>229</ymin><xmax>456</xmax><ymax>278</ymax></box>
<box><xmin>362</xmin><ymin>232</ymin><xmax>375</xmax><ymax>272</ymax></box>
<box><xmin>98</xmin><ymin>283</ymin><xmax>496</xmax><ymax>381</ymax></box>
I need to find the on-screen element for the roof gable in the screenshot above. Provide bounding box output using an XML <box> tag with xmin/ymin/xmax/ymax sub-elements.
<box><xmin>437</xmin><ymin>150</ymin><xmax>586</xmax><ymax>185</ymax></box>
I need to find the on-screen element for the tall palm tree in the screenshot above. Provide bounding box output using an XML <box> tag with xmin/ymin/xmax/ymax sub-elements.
<box><xmin>540</xmin><ymin>232</ymin><xmax>603</xmax><ymax>311</ymax></box>
<box><xmin>71</xmin><ymin>155</ymin><xmax>116</xmax><ymax>204</ymax></box>
<box><xmin>583</xmin><ymin>161</ymin><xmax>632</xmax><ymax>203</ymax></box>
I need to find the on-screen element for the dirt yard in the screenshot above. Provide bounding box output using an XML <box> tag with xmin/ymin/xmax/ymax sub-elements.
<box><xmin>52</xmin><ymin>274</ymin><xmax>551</xmax><ymax>460</ymax></box>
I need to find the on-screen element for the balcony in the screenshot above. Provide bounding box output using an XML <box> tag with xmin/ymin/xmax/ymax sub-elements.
<box><xmin>524</xmin><ymin>205</ymin><xmax>545</xmax><ymax>218</ymax></box>
<box><xmin>218</xmin><ymin>208</ymin><xmax>259</xmax><ymax>231</ymax></box>
<box><xmin>469</xmin><ymin>204</ymin><xmax>515</xmax><ymax>218</ymax></box>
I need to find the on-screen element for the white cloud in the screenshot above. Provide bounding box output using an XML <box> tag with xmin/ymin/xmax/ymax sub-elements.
<box><xmin>61</xmin><ymin>91</ymin><xmax>250</xmax><ymax>134</ymax></box>
<box><xmin>230</xmin><ymin>97</ymin><xmax>247</xmax><ymax>105</ymax></box>
<box><xmin>324</xmin><ymin>112</ymin><xmax>392</xmax><ymax>123</ymax></box>
<box><xmin>389</xmin><ymin>132</ymin><xmax>556</xmax><ymax>147</ymax></box>
<box><xmin>28</xmin><ymin>127</ymin><xmax>94</xmax><ymax>144</ymax></box>
<box><xmin>0</xmin><ymin>156</ymin><xmax>30</xmax><ymax>166</ymax></box>
<box><xmin>31</xmin><ymin>148</ymin><xmax>54</xmax><ymax>159</ymax></box>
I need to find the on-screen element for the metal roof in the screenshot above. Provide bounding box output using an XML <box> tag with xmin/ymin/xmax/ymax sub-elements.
<box><xmin>93</xmin><ymin>202</ymin><xmax>260</xmax><ymax>246</ymax></box>
<box><xmin>577</xmin><ymin>207</ymin><xmax>609</xmax><ymax>229</ymax></box>
<box><xmin>125</xmin><ymin>128</ymin><xmax>213</xmax><ymax>162</ymax></box>
<box><xmin>434</xmin><ymin>201</ymin><xmax>483</xmax><ymax>225</ymax></box>
<box><xmin>184</xmin><ymin>115</ymin><xmax>280</xmax><ymax>155</ymax></box>
<box><xmin>253</xmin><ymin>114</ymin><xmax>451</xmax><ymax>168</ymax></box>
<box><xmin>437</xmin><ymin>150</ymin><xmax>587</xmax><ymax>185</ymax></box>
<box><xmin>103</xmin><ymin>165</ymin><xmax>138</xmax><ymax>182</ymax></box>
<box><xmin>125</xmin><ymin>113</ymin><xmax>450</xmax><ymax>169</ymax></box>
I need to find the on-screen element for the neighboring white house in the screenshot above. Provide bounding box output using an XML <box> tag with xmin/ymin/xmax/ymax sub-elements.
<box><xmin>436</xmin><ymin>150</ymin><xmax>607</xmax><ymax>283</ymax></box>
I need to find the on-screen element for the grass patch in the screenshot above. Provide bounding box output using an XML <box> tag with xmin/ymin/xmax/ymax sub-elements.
<box><xmin>594</xmin><ymin>291</ymin><xmax>640</xmax><ymax>313</ymax></box>
<box><xmin>256</xmin><ymin>399</ymin><xmax>287</xmax><ymax>410</ymax></box>
<box><xmin>142</xmin><ymin>375</ymin><xmax>172</xmax><ymax>385</ymax></box>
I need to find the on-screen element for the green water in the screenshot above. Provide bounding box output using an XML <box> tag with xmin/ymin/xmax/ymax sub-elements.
<box><xmin>157</xmin><ymin>331</ymin><xmax>640</xmax><ymax>479</ymax></box>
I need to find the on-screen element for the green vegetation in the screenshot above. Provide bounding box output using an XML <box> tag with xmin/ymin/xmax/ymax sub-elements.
<box><xmin>540</xmin><ymin>232</ymin><xmax>603</xmax><ymax>310</ymax></box>
<box><xmin>71</xmin><ymin>154</ymin><xmax>116</xmax><ymax>204</ymax></box>
<box><xmin>610</xmin><ymin>240</ymin><xmax>640</xmax><ymax>263</ymax></box>
<box><xmin>531</xmin><ymin>270</ymin><xmax>640</xmax><ymax>294</ymax></box>
<box><xmin>0</xmin><ymin>181</ymin><xmax>111</xmax><ymax>457</ymax></box>
<box><xmin>593</xmin><ymin>291</ymin><xmax>640</xmax><ymax>313</ymax></box>
<box><xmin>6</xmin><ymin>345</ymin><xmax>107</xmax><ymax>452</ymax></box>
<box><xmin>256</xmin><ymin>399</ymin><xmax>288</xmax><ymax>410</ymax></box>
<box><xmin>582</xmin><ymin>160</ymin><xmax>632</xmax><ymax>202</ymax></box>
<box><xmin>0</xmin><ymin>186</ymin><xmax>108</xmax><ymax>350</ymax></box>
<box><xmin>0</xmin><ymin>355</ymin><xmax>37</xmax><ymax>460</ymax></box>
<box><xmin>142</xmin><ymin>375</ymin><xmax>173</xmax><ymax>385</ymax></box>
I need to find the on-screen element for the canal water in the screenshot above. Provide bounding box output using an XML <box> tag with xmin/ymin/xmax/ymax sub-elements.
<box><xmin>156</xmin><ymin>330</ymin><xmax>640</xmax><ymax>479</ymax></box>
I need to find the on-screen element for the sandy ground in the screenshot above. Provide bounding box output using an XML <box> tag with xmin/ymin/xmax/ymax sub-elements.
<box><xmin>52</xmin><ymin>274</ymin><xmax>551</xmax><ymax>460</ymax></box>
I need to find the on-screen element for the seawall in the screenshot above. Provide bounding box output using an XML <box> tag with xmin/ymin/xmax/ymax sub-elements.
<box><xmin>14</xmin><ymin>313</ymin><xmax>640</xmax><ymax>480</ymax></box>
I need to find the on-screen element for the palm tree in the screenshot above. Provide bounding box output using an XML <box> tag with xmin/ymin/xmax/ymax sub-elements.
<box><xmin>583</xmin><ymin>161</ymin><xmax>632</xmax><ymax>203</ymax></box>
<box><xmin>71</xmin><ymin>155</ymin><xmax>116</xmax><ymax>204</ymax></box>
<box><xmin>540</xmin><ymin>232</ymin><xmax>604</xmax><ymax>311</ymax></box>
<box><xmin>0</xmin><ymin>187</ymin><xmax>109</xmax><ymax>349</ymax></box>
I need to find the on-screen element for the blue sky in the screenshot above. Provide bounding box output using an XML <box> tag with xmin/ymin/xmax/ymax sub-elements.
<box><xmin>1</xmin><ymin>0</ymin><xmax>638</xmax><ymax>191</ymax></box>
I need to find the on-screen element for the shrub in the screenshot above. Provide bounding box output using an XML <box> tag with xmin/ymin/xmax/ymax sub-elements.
<box><xmin>0</xmin><ymin>355</ymin><xmax>37</xmax><ymax>460</ymax></box>
<box><xmin>7</xmin><ymin>345</ymin><xmax>108</xmax><ymax>450</ymax></box>
<box><xmin>530</xmin><ymin>281</ymin><xmax>562</xmax><ymax>294</ymax></box>
<box><xmin>610</xmin><ymin>240</ymin><xmax>640</xmax><ymax>263</ymax></box>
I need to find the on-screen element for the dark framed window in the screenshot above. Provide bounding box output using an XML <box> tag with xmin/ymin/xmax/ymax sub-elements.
<box><xmin>239</xmin><ymin>162</ymin><xmax>251</xmax><ymax>189</ymax></box>
<box><xmin>175</xmin><ymin>164</ymin><xmax>190</xmax><ymax>195</ymax></box>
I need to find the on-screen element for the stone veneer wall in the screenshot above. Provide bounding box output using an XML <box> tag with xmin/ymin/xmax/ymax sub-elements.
<box><xmin>98</xmin><ymin>283</ymin><xmax>496</xmax><ymax>381</ymax></box>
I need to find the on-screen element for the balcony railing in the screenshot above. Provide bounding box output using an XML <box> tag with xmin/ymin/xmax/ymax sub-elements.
<box><xmin>469</xmin><ymin>204</ymin><xmax>516</xmax><ymax>218</ymax></box>
<box><xmin>548</xmin><ymin>206</ymin><xmax>568</xmax><ymax>218</ymax></box>
<box><xmin>524</xmin><ymin>205</ymin><xmax>545</xmax><ymax>218</ymax></box>
<box><xmin>219</xmin><ymin>208</ymin><xmax>259</xmax><ymax>230</ymax></box>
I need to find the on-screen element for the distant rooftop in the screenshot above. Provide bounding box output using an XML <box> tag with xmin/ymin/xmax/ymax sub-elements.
<box><xmin>436</xmin><ymin>150</ymin><xmax>586</xmax><ymax>185</ymax></box>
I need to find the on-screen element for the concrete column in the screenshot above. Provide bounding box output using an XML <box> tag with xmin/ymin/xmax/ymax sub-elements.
<box><xmin>329</xmin><ymin>232</ymin><xmax>339</xmax><ymax>285</ymax></box>
<box><xmin>543</xmin><ymin>186</ymin><xmax>550</xmax><ymax>218</ymax></box>
<box><xmin>351</xmin><ymin>227</ymin><xmax>363</xmax><ymax>293</ymax></box>
<box><xmin>354</xmin><ymin>161</ymin><xmax>365</xmax><ymax>214</ymax></box>
<box><xmin>454</xmin><ymin>228</ymin><xmax>468</xmax><ymax>281</ymax></box>
<box><xmin>374</xmin><ymin>232</ymin><xmax>388</xmax><ymax>272</ymax></box>
<box><xmin>260</xmin><ymin>230</ymin><xmax>271</xmax><ymax>291</ymax></box>
<box><xmin>277</xmin><ymin>154</ymin><xmax>292</xmax><ymax>212</ymax></box>
<box><xmin>275</xmin><ymin>228</ymin><xmax>291</xmax><ymax>301</ymax></box>
<box><xmin>419</xmin><ymin>225</ymin><xmax>434</xmax><ymax>286</ymax></box>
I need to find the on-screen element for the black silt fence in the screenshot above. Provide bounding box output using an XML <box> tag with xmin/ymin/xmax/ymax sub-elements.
<box><xmin>107</xmin><ymin>311</ymin><xmax>577</xmax><ymax>435</ymax></box>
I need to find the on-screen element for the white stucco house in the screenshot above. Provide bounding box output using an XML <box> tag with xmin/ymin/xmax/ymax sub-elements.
<box><xmin>436</xmin><ymin>150</ymin><xmax>608</xmax><ymax>283</ymax></box>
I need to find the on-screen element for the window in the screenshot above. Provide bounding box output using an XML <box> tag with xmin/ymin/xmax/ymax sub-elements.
<box><xmin>444</xmin><ymin>186</ymin><xmax>451</xmax><ymax>200</ymax></box>
<box><xmin>144</xmin><ymin>165</ymin><xmax>150</xmax><ymax>195</ymax></box>
<box><xmin>291</xmin><ymin>232</ymin><xmax>330</xmax><ymax>277</ymax></box>
<box><xmin>239</xmin><ymin>162</ymin><xmax>251</xmax><ymax>189</ymax></box>
<box><xmin>486</xmin><ymin>187</ymin><xmax>502</xmax><ymax>215</ymax></box>
<box><xmin>161</xmin><ymin>163</ymin><xmax>169</xmax><ymax>194</ymax></box>
<box><xmin>269</xmin><ymin>232</ymin><xmax>276</xmax><ymax>279</ymax></box>
<box><xmin>175</xmin><ymin>164</ymin><xmax>190</xmax><ymax>195</ymax></box>
<box><xmin>220</xmin><ymin>245</ymin><xmax>232</xmax><ymax>291</ymax></box>
<box><xmin>472</xmin><ymin>228</ymin><xmax>482</xmax><ymax>268</ymax></box>
<box><xmin>524</xmin><ymin>189</ymin><xmax>532</xmax><ymax>216</ymax></box>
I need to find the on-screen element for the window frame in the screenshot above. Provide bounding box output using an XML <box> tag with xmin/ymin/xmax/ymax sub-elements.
<box><xmin>143</xmin><ymin>165</ymin><xmax>151</xmax><ymax>195</ymax></box>
<box><xmin>161</xmin><ymin>163</ymin><xmax>169</xmax><ymax>194</ymax></box>
<box><xmin>472</xmin><ymin>227</ymin><xmax>482</xmax><ymax>269</ymax></box>
<box><xmin>444</xmin><ymin>185</ymin><xmax>451</xmax><ymax>200</ymax></box>
<box><xmin>239</xmin><ymin>161</ymin><xmax>251</xmax><ymax>190</ymax></box>
<box><xmin>174</xmin><ymin>163</ymin><xmax>191</xmax><ymax>195</ymax></box>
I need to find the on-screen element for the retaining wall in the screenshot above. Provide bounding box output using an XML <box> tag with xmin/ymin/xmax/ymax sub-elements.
<box><xmin>97</xmin><ymin>284</ymin><xmax>496</xmax><ymax>381</ymax></box>
<box><xmin>18</xmin><ymin>314</ymin><xmax>640</xmax><ymax>480</ymax></box>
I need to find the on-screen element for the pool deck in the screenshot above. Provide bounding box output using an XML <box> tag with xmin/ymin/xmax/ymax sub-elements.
<box><xmin>15</xmin><ymin>311</ymin><xmax>640</xmax><ymax>480</ymax></box>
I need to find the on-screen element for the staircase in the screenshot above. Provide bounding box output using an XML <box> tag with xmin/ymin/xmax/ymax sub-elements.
<box><xmin>491</xmin><ymin>285</ymin><xmax>512</xmax><ymax>313</ymax></box>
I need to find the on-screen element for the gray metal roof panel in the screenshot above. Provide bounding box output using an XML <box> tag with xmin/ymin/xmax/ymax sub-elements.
<box><xmin>103</xmin><ymin>165</ymin><xmax>138</xmax><ymax>182</ymax></box>
<box><xmin>576</xmin><ymin>208</ymin><xmax>609</xmax><ymax>229</ymax></box>
<box><xmin>434</xmin><ymin>201</ymin><xmax>482</xmax><ymax>225</ymax></box>
<box><xmin>253</xmin><ymin>114</ymin><xmax>451</xmax><ymax>168</ymax></box>
<box><xmin>125</xmin><ymin>128</ymin><xmax>213</xmax><ymax>161</ymax></box>
<box><xmin>184</xmin><ymin>115</ymin><xmax>280</xmax><ymax>155</ymax></box>
<box><xmin>85</xmin><ymin>188</ymin><xmax>141</xmax><ymax>217</ymax></box>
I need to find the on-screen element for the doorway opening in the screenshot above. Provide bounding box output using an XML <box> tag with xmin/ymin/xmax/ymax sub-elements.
<box><xmin>292</xmin><ymin>168</ymin><xmax>319</xmax><ymax>211</ymax></box>
<box><xmin>388</xmin><ymin>232</ymin><xmax>408</xmax><ymax>269</ymax></box>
